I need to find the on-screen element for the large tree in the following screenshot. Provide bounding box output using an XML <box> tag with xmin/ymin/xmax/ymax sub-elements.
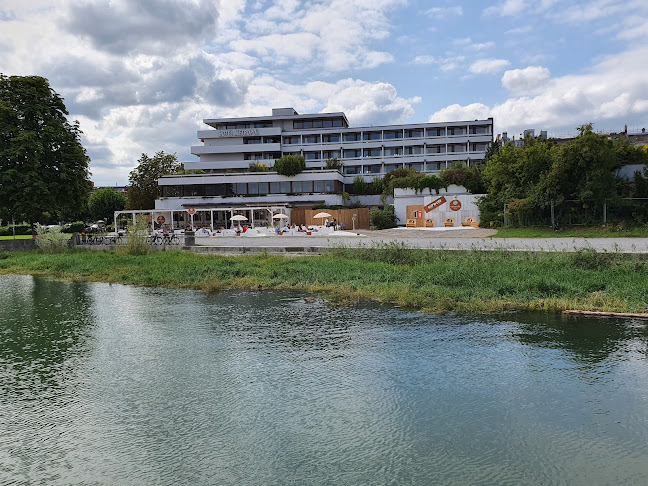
<box><xmin>88</xmin><ymin>187</ymin><xmax>127</xmax><ymax>223</ymax></box>
<box><xmin>127</xmin><ymin>151</ymin><xmax>180</xmax><ymax>209</ymax></box>
<box><xmin>0</xmin><ymin>75</ymin><xmax>92</xmax><ymax>223</ymax></box>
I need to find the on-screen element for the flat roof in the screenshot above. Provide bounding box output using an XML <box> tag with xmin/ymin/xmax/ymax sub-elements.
<box><xmin>205</xmin><ymin>111</ymin><xmax>348</xmax><ymax>125</ymax></box>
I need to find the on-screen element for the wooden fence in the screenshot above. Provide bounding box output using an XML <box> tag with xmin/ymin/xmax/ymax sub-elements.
<box><xmin>291</xmin><ymin>207</ymin><xmax>370</xmax><ymax>230</ymax></box>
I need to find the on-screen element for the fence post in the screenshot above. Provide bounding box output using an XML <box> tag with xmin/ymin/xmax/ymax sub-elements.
<box><xmin>503</xmin><ymin>203</ymin><xmax>508</xmax><ymax>227</ymax></box>
<box><xmin>603</xmin><ymin>201</ymin><xmax>607</xmax><ymax>225</ymax></box>
<box><xmin>551</xmin><ymin>200</ymin><xmax>555</xmax><ymax>228</ymax></box>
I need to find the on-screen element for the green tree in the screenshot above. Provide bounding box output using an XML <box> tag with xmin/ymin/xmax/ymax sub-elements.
<box><xmin>274</xmin><ymin>154</ymin><xmax>306</xmax><ymax>176</ymax></box>
<box><xmin>127</xmin><ymin>151</ymin><xmax>180</xmax><ymax>209</ymax></box>
<box><xmin>0</xmin><ymin>75</ymin><xmax>92</xmax><ymax>224</ymax></box>
<box><xmin>88</xmin><ymin>187</ymin><xmax>127</xmax><ymax>223</ymax></box>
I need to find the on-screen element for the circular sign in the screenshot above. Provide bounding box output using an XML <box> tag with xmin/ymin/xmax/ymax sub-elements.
<box><xmin>187</xmin><ymin>208</ymin><xmax>196</xmax><ymax>215</ymax></box>
<box><xmin>156</xmin><ymin>215</ymin><xmax>166</xmax><ymax>224</ymax></box>
<box><xmin>449</xmin><ymin>200</ymin><xmax>462</xmax><ymax>211</ymax></box>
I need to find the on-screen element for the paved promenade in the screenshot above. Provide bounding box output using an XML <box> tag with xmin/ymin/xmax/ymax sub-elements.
<box><xmin>192</xmin><ymin>227</ymin><xmax>648</xmax><ymax>253</ymax></box>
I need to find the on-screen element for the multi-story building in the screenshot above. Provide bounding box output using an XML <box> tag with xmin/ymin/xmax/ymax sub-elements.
<box><xmin>155</xmin><ymin>108</ymin><xmax>493</xmax><ymax>228</ymax></box>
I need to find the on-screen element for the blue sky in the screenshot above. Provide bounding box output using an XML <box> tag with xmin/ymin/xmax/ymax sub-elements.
<box><xmin>1</xmin><ymin>0</ymin><xmax>647</xmax><ymax>185</ymax></box>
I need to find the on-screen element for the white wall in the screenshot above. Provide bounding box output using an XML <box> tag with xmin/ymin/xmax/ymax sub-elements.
<box><xmin>393</xmin><ymin>187</ymin><xmax>484</xmax><ymax>227</ymax></box>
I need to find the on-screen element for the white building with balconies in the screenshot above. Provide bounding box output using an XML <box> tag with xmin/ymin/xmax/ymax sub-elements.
<box><xmin>155</xmin><ymin>108</ymin><xmax>492</xmax><ymax>228</ymax></box>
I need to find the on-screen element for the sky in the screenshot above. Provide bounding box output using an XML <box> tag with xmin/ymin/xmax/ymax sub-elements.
<box><xmin>1</xmin><ymin>0</ymin><xmax>647</xmax><ymax>186</ymax></box>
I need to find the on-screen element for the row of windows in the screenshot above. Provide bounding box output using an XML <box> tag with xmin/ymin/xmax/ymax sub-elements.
<box><xmin>244</xmin><ymin>136</ymin><xmax>281</xmax><ymax>144</ymax></box>
<box><xmin>244</xmin><ymin>152</ymin><xmax>282</xmax><ymax>160</ymax></box>
<box><xmin>216</xmin><ymin>121</ymin><xmax>274</xmax><ymax>129</ymax></box>
<box><xmin>293</xmin><ymin>118</ymin><xmax>346</xmax><ymax>129</ymax></box>
<box><xmin>341</xmin><ymin>160</ymin><xmax>478</xmax><ymax>175</ymax></box>
<box><xmin>297</xmin><ymin>143</ymin><xmax>490</xmax><ymax>160</ymax></box>
<box><xmin>282</xmin><ymin>126</ymin><xmax>490</xmax><ymax>143</ymax></box>
<box><xmin>162</xmin><ymin>181</ymin><xmax>340</xmax><ymax>197</ymax></box>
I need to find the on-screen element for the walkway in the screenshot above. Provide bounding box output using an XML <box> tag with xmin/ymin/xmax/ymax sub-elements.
<box><xmin>192</xmin><ymin>227</ymin><xmax>648</xmax><ymax>253</ymax></box>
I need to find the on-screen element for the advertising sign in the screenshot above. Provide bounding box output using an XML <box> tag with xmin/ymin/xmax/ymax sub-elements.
<box><xmin>449</xmin><ymin>200</ymin><xmax>462</xmax><ymax>211</ymax></box>
<box><xmin>156</xmin><ymin>215</ymin><xmax>165</xmax><ymax>224</ymax></box>
<box><xmin>424</xmin><ymin>196</ymin><xmax>447</xmax><ymax>212</ymax></box>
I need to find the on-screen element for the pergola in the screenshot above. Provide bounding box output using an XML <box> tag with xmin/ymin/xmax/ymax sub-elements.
<box><xmin>114</xmin><ymin>205</ymin><xmax>291</xmax><ymax>231</ymax></box>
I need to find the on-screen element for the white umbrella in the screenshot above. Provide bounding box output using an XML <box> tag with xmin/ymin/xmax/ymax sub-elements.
<box><xmin>313</xmin><ymin>212</ymin><xmax>332</xmax><ymax>219</ymax></box>
<box><xmin>273</xmin><ymin>213</ymin><xmax>289</xmax><ymax>219</ymax></box>
<box><xmin>230</xmin><ymin>215</ymin><xmax>248</xmax><ymax>221</ymax></box>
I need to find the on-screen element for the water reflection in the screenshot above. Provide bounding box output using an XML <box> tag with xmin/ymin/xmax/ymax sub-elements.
<box><xmin>1</xmin><ymin>276</ymin><xmax>648</xmax><ymax>485</ymax></box>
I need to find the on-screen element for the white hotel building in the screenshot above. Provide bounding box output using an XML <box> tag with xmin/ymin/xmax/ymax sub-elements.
<box><xmin>155</xmin><ymin>108</ymin><xmax>492</xmax><ymax>227</ymax></box>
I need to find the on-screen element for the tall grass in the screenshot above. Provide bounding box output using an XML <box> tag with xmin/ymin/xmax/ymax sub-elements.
<box><xmin>116</xmin><ymin>221</ymin><xmax>150</xmax><ymax>256</ymax></box>
<box><xmin>1</xmin><ymin>245</ymin><xmax>646</xmax><ymax>314</ymax></box>
<box><xmin>35</xmin><ymin>226</ymin><xmax>69</xmax><ymax>254</ymax></box>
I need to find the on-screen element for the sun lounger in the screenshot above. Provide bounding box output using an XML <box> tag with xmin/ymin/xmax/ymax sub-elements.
<box><xmin>444</xmin><ymin>218</ymin><xmax>455</xmax><ymax>227</ymax></box>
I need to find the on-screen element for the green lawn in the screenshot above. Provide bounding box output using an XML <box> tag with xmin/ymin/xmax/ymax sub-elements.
<box><xmin>492</xmin><ymin>226</ymin><xmax>648</xmax><ymax>238</ymax></box>
<box><xmin>0</xmin><ymin>235</ymin><xmax>34</xmax><ymax>240</ymax></box>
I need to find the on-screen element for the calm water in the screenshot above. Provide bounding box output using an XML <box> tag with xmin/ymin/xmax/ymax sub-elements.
<box><xmin>1</xmin><ymin>276</ymin><xmax>648</xmax><ymax>485</ymax></box>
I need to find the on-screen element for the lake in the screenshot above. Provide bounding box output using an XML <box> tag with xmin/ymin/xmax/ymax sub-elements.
<box><xmin>1</xmin><ymin>275</ymin><xmax>647</xmax><ymax>485</ymax></box>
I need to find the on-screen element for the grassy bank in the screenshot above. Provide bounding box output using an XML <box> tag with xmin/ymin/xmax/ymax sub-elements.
<box><xmin>493</xmin><ymin>226</ymin><xmax>648</xmax><ymax>238</ymax></box>
<box><xmin>0</xmin><ymin>247</ymin><xmax>646</xmax><ymax>314</ymax></box>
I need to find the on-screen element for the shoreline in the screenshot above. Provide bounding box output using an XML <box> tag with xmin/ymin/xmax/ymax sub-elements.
<box><xmin>1</xmin><ymin>247</ymin><xmax>647</xmax><ymax>315</ymax></box>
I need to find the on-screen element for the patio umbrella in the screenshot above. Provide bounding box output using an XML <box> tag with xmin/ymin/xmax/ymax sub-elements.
<box><xmin>313</xmin><ymin>211</ymin><xmax>332</xmax><ymax>225</ymax></box>
<box><xmin>230</xmin><ymin>215</ymin><xmax>248</xmax><ymax>221</ymax></box>
<box><xmin>272</xmin><ymin>213</ymin><xmax>289</xmax><ymax>219</ymax></box>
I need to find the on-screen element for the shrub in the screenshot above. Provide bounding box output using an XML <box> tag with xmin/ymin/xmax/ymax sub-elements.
<box><xmin>35</xmin><ymin>226</ymin><xmax>69</xmax><ymax>254</ymax></box>
<box><xmin>62</xmin><ymin>221</ymin><xmax>85</xmax><ymax>233</ymax></box>
<box><xmin>325</xmin><ymin>158</ymin><xmax>343</xmax><ymax>171</ymax></box>
<box><xmin>249</xmin><ymin>162</ymin><xmax>272</xmax><ymax>172</ymax></box>
<box><xmin>274</xmin><ymin>155</ymin><xmax>306</xmax><ymax>176</ymax></box>
<box><xmin>116</xmin><ymin>221</ymin><xmax>150</xmax><ymax>256</ymax></box>
<box><xmin>0</xmin><ymin>224</ymin><xmax>32</xmax><ymax>236</ymax></box>
<box><xmin>370</xmin><ymin>205</ymin><xmax>398</xmax><ymax>229</ymax></box>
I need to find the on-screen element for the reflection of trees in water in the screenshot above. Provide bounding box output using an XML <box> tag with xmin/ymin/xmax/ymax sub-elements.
<box><xmin>504</xmin><ymin>311</ymin><xmax>648</xmax><ymax>364</ymax></box>
<box><xmin>206</xmin><ymin>291</ymin><xmax>358</xmax><ymax>355</ymax></box>
<box><xmin>0</xmin><ymin>276</ymin><xmax>95</xmax><ymax>398</ymax></box>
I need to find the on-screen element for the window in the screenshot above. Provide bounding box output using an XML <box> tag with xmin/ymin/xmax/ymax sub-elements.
<box><xmin>324</xmin><ymin>181</ymin><xmax>334</xmax><ymax>192</ymax></box>
<box><xmin>162</xmin><ymin>186</ymin><xmax>181</xmax><ymax>197</ymax></box>
<box><xmin>407</xmin><ymin>163</ymin><xmax>423</xmax><ymax>171</ymax></box>
<box><xmin>270</xmin><ymin>182</ymin><xmax>281</xmax><ymax>194</ymax></box>
<box><xmin>313</xmin><ymin>181</ymin><xmax>325</xmax><ymax>192</ymax></box>
<box><xmin>426</xmin><ymin>145</ymin><xmax>445</xmax><ymax>154</ymax></box>
<box><xmin>333</xmin><ymin>119</ymin><xmax>343</xmax><ymax>127</ymax></box>
<box><xmin>363</xmin><ymin>131</ymin><xmax>381</xmax><ymax>141</ymax></box>
<box><xmin>303</xmin><ymin>134</ymin><xmax>320</xmax><ymax>144</ymax></box>
<box><xmin>405</xmin><ymin>145</ymin><xmax>423</xmax><ymax>155</ymax></box>
<box><xmin>426</xmin><ymin>162</ymin><xmax>443</xmax><ymax>171</ymax></box>
<box><xmin>363</xmin><ymin>148</ymin><xmax>381</xmax><ymax>157</ymax></box>
<box><xmin>383</xmin><ymin>130</ymin><xmax>402</xmax><ymax>139</ymax></box>
<box><xmin>384</xmin><ymin>147</ymin><xmax>403</xmax><ymax>156</ymax></box>
<box><xmin>245</xmin><ymin>137</ymin><xmax>262</xmax><ymax>144</ymax></box>
<box><xmin>322</xmin><ymin>134</ymin><xmax>340</xmax><ymax>143</ymax></box>
<box><xmin>302</xmin><ymin>181</ymin><xmax>313</xmax><ymax>192</ymax></box>
<box><xmin>448</xmin><ymin>144</ymin><xmax>466</xmax><ymax>153</ymax></box>
<box><xmin>323</xmin><ymin>120</ymin><xmax>333</xmax><ymax>128</ymax></box>
<box><xmin>304</xmin><ymin>151</ymin><xmax>320</xmax><ymax>161</ymax></box>
<box><xmin>447</xmin><ymin>126</ymin><xmax>467</xmax><ymax>136</ymax></box>
<box><xmin>312</xmin><ymin>119</ymin><xmax>323</xmax><ymax>128</ymax></box>
<box><xmin>234</xmin><ymin>183</ymin><xmax>247</xmax><ymax>195</ymax></box>
<box><xmin>405</xmin><ymin>129</ymin><xmax>424</xmax><ymax>138</ymax></box>
<box><xmin>427</xmin><ymin>127</ymin><xmax>445</xmax><ymax>137</ymax></box>
<box><xmin>323</xmin><ymin>150</ymin><xmax>341</xmax><ymax>160</ymax></box>
<box><xmin>280</xmin><ymin>181</ymin><xmax>291</xmax><ymax>193</ymax></box>
<box><xmin>343</xmin><ymin>132</ymin><xmax>360</xmax><ymax>142</ymax></box>
<box><xmin>470</xmin><ymin>125</ymin><xmax>490</xmax><ymax>135</ymax></box>
<box><xmin>303</xmin><ymin>120</ymin><xmax>313</xmax><ymax>129</ymax></box>
<box><xmin>257</xmin><ymin>182</ymin><xmax>269</xmax><ymax>194</ymax></box>
<box><xmin>343</xmin><ymin>149</ymin><xmax>361</xmax><ymax>158</ymax></box>
<box><xmin>471</xmin><ymin>142</ymin><xmax>488</xmax><ymax>152</ymax></box>
<box><xmin>204</xmin><ymin>184</ymin><xmax>218</xmax><ymax>196</ymax></box>
<box><xmin>292</xmin><ymin>181</ymin><xmax>302</xmax><ymax>193</ymax></box>
<box><xmin>293</xmin><ymin>120</ymin><xmax>303</xmax><ymax>129</ymax></box>
<box><xmin>247</xmin><ymin>182</ymin><xmax>258</xmax><ymax>195</ymax></box>
<box><xmin>254</xmin><ymin>121</ymin><xmax>272</xmax><ymax>128</ymax></box>
<box><xmin>364</xmin><ymin>165</ymin><xmax>381</xmax><ymax>174</ymax></box>
<box><xmin>344</xmin><ymin>166</ymin><xmax>360</xmax><ymax>175</ymax></box>
<box><xmin>263</xmin><ymin>136</ymin><xmax>280</xmax><ymax>144</ymax></box>
<box><xmin>384</xmin><ymin>164</ymin><xmax>401</xmax><ymax>172</ymax></box>
<box><xmin>283</xmin><ymin>136</ymin><xmax>301</xmax><ymax>145</ymax></box>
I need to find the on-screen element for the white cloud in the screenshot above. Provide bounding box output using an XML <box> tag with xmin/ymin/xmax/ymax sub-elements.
<box><xmin>501</xmin><ymin>66</ymin><xmax>551</xmax><ymax>94</ymax></box>
<box><xmin>412</xmin><ymin>55</ymin><xmax>436</xmax><ymax>65</ymax></box>
<box><xmin>425</xmin><ymin>6</ymin><xmax>463</xmax><ymax>19</ymax></box>
<box><xmin>431</xmin><ymin>46</ymin><xmax>648</xmax><ymax>136</ymax></box>
<box><xmin>469</xmin><ymin>58</ymin><xmax>510</xmax><ymax>74</ymax></box>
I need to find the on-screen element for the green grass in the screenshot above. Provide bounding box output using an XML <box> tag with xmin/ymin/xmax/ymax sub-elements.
<box><xmin>0</xmin><ymin>235</ymin><xmax>35</xmax><ymax>240</ymax></box>
<box><xmin>1</xmin><ymin>246</ymin><xmax>647</xmax><ymax>314</ymax></box>
<box><xmin>493</xmin><ymin>226</ymin><xmax>648</xmax><ymax>238</ymax></box>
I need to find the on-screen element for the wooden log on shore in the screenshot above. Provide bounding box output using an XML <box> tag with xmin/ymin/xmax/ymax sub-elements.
<box><xmin>563</xmin><ymin>310</ymin><xmax>648</xmax><ymax>319</ymax></box>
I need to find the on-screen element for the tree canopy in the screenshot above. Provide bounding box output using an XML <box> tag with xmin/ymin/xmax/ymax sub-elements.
<box><xmin>274</xmin><ymin>154</ymin><xmax>306</xmax><ymax>177</ymax></box>
<box><xmin>88</xmin><ymin>187</ymin><xmax>127</xmax><ymax>223</ymax></box>
<box><xmin>127</xmin><ymin>151</ymin><xmax>180</xmax><ymax>209</ymax></box>
<box><xmin>479</xmin><ymin>124</ymin><xmax>648</xmax><ymax>227</ymax></box>
<box><xmin>0</xmin><ymin>74</ymin><xmax>92</xmax><ymax>223</ymax></box>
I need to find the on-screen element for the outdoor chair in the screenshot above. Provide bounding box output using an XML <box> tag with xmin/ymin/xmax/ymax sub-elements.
<box><xmin>461</xmin><ymin>217</ymin><xmax>475</xmax><ymax>227</ymax></box>
<box><xmin>425</xmin><ymin>218</ymin><xmax>435</xmax><ymax>227</ymax></box>
<box><xmin>444</xmin><ymin>218</ymin><xmax>455</xmax><ymax>227</ymax></box>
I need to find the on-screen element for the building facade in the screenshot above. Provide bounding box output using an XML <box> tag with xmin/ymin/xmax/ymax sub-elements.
<box><xmin>155</xmin><ymin>108</ymin><xmax>493</xmax><ymax>228</ymax></box>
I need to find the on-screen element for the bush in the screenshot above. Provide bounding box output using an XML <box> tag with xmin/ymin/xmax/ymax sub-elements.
<box><xmin>370</xmin><ymin>205</ymin><xmax>398</xmax><ymax>229</ymax></box>
<box><xmin>116</xmin><ymin>221</ymin><xmax>150</xmax><ymax>256</ymax></box>
<box><xmin>249</xmin><ymin>162</ymin><xmax>272</xmax><ymax>172</ymax></box>
<box><xmin>0</xmin><ymin>224</ymin><xmax>32</xmax><ymax>236</ymax></box>
<box><xmin>62</xmin><ymin>221</ymin><xmax>85</xmax><ymax>233</ymax></box>
<box><xmin>325</xmin><ymin>158</ymin><xmax>343</xmax><ymax>171</ymax></box>
<box><xmin>35</xmin><ymin>226</ymin><xmax>69</xmax><ymax>254</ymax></box>
<box><xmin>274</xmin><ymin>155</ymin><xmax>306</xmax><ymax>176</ymax></box>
